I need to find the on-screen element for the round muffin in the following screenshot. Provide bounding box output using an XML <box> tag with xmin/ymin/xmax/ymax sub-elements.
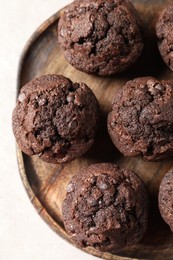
<box><xmin>12</xmin><ymin>74</ymin><xmax>99</xmax><ymax>163</ymax></box>
<box><xmin>156</xmin><ymin>4</ymin><xmax>173</xmax><ymax>71</ymax></box>
<box><xmin>62</xmin><ymin>163</ymin><xmax>148</xmax><ymax>253</ymax></box>
<box><xmin>108</xmin><ymin>77</ymin><xmax>173</xmax><ymax>161</ymax></box>
<box><xmin>159</xmin><ymin>168</ymin><xmax>173</xmax><ymax>231</ymax></box>
<box><xmin>58</xmin><ymin>0</ymin><xmax>143</xmax><ymax>76</ymax></box>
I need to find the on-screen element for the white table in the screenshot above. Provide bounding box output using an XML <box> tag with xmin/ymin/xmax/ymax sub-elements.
<box><xmin>0</xmin><ymin>1</ymin><xmax>98</xmax><ymax>259</ymax></box>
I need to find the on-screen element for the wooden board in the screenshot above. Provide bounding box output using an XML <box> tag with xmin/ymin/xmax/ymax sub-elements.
<box><xmin>17</xmin><ymin>0</ymin><xmax>173</xmax><ymax>259</ymax></box>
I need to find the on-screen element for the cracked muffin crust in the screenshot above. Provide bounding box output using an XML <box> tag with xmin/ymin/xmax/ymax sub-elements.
<box><xmin>156</xmin><ymin>4</ymin><xmax>173</xmax><ymax>71</ymax></box>
<box><xmin>58</xmin><ymin>0</ymin><xmax>143</xmax><ymax>76</ymax></box>
<box><xmin>63</xmin><ymin>163</ymin><xmax>148</xmax><ymax>253</ymax></box>
<box><xmin>12</xmin><ymin>74</ymin><xmax>99</xmax><ymax>163</ymax></box>
<box><xmin>159</xmin><ymin>168</ymin><xmax>173</xmax><ymax>231</ymax></box>
<box><xmin>108</xmin><ymin>77</ymin><xmax>173</xmax><ymax>161</ymax></box>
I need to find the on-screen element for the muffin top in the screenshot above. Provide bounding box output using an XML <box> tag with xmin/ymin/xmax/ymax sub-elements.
<box><xmin>159</xmin><ymin>167</ymin><xmax>173</xmax><ymax>231</ymax></box>
<box><xmin>63</xmin><ymin>163</ymin><xmax>148</xmax><ymax>253</ymax></box>
<box><xmin>156</xmin><ymin>4</ymin><xmax>173</xmax><ymax>71</ymax></box>
<box><xmin>58</xmin><ymin>0</ymin><xmax>143</xmax><ymax>75</ymax></box>
<box><xmin>108</xmin><ymin>77</ymin><xmax>173</xmax><ymax>161</ymax></box>
<box><xmin>12</xmin><ymin>74</ymin><xmax>99</xmax><ymax>163</ymax></box>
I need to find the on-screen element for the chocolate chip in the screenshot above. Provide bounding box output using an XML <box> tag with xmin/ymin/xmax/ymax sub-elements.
<box><xmin>67</xmin><ymin>183</ymin><xmax>74</xmax><ymax>193</ymax></box>
<box><xmin>66</xmin><ymin>94</ymin><xmax>74</xmax><ymax>103</ymax></box>
<box><xmin>69</xmin><ymin>120</ymin><xmax>78</xmax><ymax>130</ymax></box>
<box><xmin>39</xmin><ymin>98</ymin><xmax>47</xmax><ymax>106</ymax></box>
<box><xmin>18</xmin><ymin>93</ymin><xmax>26</xmax><ymax>102</ymax></box>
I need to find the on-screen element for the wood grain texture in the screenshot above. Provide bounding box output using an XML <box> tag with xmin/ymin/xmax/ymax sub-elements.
<box><xmin>17</xmin><ymin>0</ymin><xmax>173</xmax><ymax>259</ymax></box>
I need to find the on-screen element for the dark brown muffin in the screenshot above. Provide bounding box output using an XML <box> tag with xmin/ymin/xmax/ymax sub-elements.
<box><xmin>63</xmin><ymin>163</ymin><xmax>149</xmax><ymax>253</ymax></box>
<box><xmin>159</xmin><ymin>168</ymin><xmax>173</xmax><ymax>231</ymax></box>
<box><xmin>58</xmin><ymin>0</ymin><xmax>143</xmax><ymax>76</ymax></box>
<box><xmin>108</xmin><ymin>77</ymin><xmax>173</xmax><ymax>161</ymax></box>
<box><xmin>12</xmin><ymin>74</ymin><xmax>99</xmax><ymax>163</ymax></box>
<box><xmin>156</xmin><ymin>4</ymin><xmax>173</xmax><ymax>71</ymax></box>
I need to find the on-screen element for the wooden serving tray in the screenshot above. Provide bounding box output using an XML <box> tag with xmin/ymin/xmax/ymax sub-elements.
<box><xmin>17</xmin><ymin>0</ymin><xmax>173</xmax><ymax>259</ymax></box>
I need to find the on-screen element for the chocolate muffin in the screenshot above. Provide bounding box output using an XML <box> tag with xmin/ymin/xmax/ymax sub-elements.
<box><xmin>12</xmin><ymin>74</ymin><xmax>99</xmax><ymax>163</ymax></box>
<box><xmin>159</xmin><ymin>168</ymin><xmax>173</xmax><ymax>231</ymax></box>
<box><xmin>108</xmin><ymin>77</ymin><xmax>173</xmax><ymax>161</ymax></box>
<box><xmin>58</xmin><ymin>0</ymin><xmax>143</xmax><ymax>76</ymax></box>
<box><xmin>156</xmin><ymin>4</ymin><xmax>173</xmax><ymax>71</ymax></box>
<box><xmin>63</xmin><ymin>163</ymin><xmax>148</xmax><ymax>253</ymax></box>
